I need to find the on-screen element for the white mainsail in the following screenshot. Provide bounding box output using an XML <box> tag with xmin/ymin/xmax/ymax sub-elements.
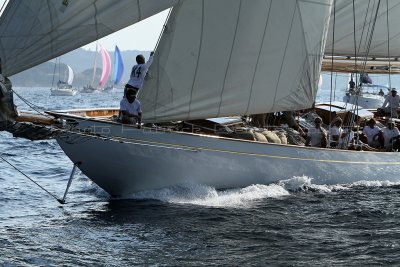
<box><xmin>140</xmin><ymin>0</ymin><xmax>333</xmax><ymax>123</ymax></box>
<box><xmin>325</xmin><ymin>0</ymin><xmax>400</xmax><ymax>58</ymax></box>
<box><xmin>0</xmin><ymin>0</ymin><xmax>178</xmax><ymax>77</ymax></box>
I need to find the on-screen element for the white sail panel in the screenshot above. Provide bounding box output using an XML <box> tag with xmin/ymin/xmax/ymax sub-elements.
<box><xmin>0</xmin><ymin>0</ymin><xmax>177</xmax><ymax>76</ymax></box>
<box><xmin>325</xmin><ymin>0</ymin><xmax>400</xmax><ymax>58</ymax></box>
<box><xmin>140</xmin><ymin>0</ymin><xmax>333</xmax><ymax>122</ymax></box>
<box><xmin>67</xmin><ymin>65</ymin><xmax>74</xmax><ymax>85</ymax></box>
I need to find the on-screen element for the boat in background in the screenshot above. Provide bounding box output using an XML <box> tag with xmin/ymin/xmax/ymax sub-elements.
<box><xmin>342</xmin><ymin>73</ymin><xmax>386</xmax><ymax>109</ymax></box>
<box><xmin>104</xmin><ymin>45</ymin><xmax>124</xmax><ymax>92</ymax></box>
<box><xmin>81</xmin><ymin>45</ymin><xmax>111</xmax><ymax>93</ymax></box>
<box><xmin>50</xmin><ymin>62</ymin><xmax>78</xmax><ymax>96</ymax></box>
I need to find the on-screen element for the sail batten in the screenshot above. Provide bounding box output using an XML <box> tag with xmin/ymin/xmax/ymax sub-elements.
<box><xmin>140</xmin><ymin>0</ymin><xmax>333</xmax><ymax>122</ymax></box>
<box><xmin>0</xmin><ymin>0</ymin><xmax>178</xmax><ymax>77</ymax></box>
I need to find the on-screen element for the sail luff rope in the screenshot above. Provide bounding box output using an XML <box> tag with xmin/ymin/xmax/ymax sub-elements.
<box><xmin>153</xmin><ymin>7</ymin><xmax>173</xmax><ymax>52</ymax></box>
<box><xmin>0</xmin><ymin>0</ymin><xmax>8</xmax><ymax>14</ymax></box>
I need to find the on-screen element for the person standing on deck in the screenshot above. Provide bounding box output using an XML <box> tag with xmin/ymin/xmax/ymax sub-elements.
<box><xmin>124</xmin><ymin>51</ymin><xmax>154</xmax><ymax>97</ymax></box>
<box><xmin>381</xmin><ymin>88</ymin><xmax>400</xmax><ymax>118</ymax></box>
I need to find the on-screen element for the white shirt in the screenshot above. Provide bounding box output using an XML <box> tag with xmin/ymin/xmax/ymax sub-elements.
<box><xmin>382</xmin><ymin>126</ymin><xmax>400</xmax><ymax>148</ymax></box>
<box><xmin>329</xmin><ymin>125</ymin><xmax>343</xmax><ymax>140</ymax></box>
<box><xmin>382</xmin><ymin>94</ymin><xmax>400</xmax><ymax>108</ymax></box>
<box><xmin>120</xmin><ymin>98</ymin><xmax>142</xmax><ymax>117</ymax></box>
<box><xmin>127</xmin><ymin>55</ymin><xmax>154</xmax><ymax>89</ymax></box>
<box><xmin>308</xmin><ymin>127</ymin><xmax>327</xmax><ymax>147</ymax></box>
<box><xmin>338</xmin><ymin>129</ymin><xmax>354</xmax><ymax>149</ymax></box>
<box><xmin>362</xmin><ymin>126</ymin><xmax>381</xmax><ymax>144</ymax></box>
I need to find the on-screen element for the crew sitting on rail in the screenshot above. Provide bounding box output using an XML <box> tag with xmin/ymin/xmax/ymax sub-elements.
<box><xmin>120</xmin><ymin>88</ymin><xmax>142</xmax><ymax>128</ymax></box>
<box><xmin>305</xmin><ymin>117</ymin><xmax>327</xmax><ymax>148</ymax></box>
<box><xmin>382</xmin><ymin>119</ymin><xmax>400</xmax><ymax>151</ymax></box>
<box><xmin>361</xmin><ymin>118</ymin><xmax>383</xmax><ymax>148</ymax></box>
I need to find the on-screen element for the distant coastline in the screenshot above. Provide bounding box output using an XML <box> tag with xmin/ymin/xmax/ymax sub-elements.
<box><xmin>10</xmin><ymin>48</ymin><xmax>150</xmax><ymax>88</ymax></box>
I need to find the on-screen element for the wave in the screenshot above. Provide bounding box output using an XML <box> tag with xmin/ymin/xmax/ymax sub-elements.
<box><xmin>107</xmin><ymin>176</ymin><xmax>400</xmax><ymax>207</ymax></box>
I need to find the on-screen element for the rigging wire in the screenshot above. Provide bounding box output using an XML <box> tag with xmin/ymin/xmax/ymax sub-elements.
<box><xmin>0</xmin><ymin>153</ymin><xmax>62</xmax><ymax>203</ymax></box>
<box><xmin>386</xmin><ymin>0</ymin><xmax>392</xmax><ymax>89</ymax></box>
<box><xmin>329</xmin><ymin>0</ymin><xmax>336</xmax><ymax>125</ymax></box>
<box><xmin>11</xmin><ymin>89</ymin><xmax>53</xmax><ymax>119</ymax></box>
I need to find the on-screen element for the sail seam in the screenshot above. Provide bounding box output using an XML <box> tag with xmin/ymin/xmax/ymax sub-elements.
<box><xmin>216</xmin><ymin>0</ymin><xmax>242</xmax><ymax>117</ymax></box>
<box><xmin>187</xmin><ymin>0</ymin><xmax>205</xmax><ymax>120</ymax></box>
<box><xmin>244</xmin><ymin>0</ymin><xmax>272</xmax><ymax>115</ymax></box>
<box><xmin>270</xmin><ymin>0</ymin><xmax>298</xmax><ymax>111</ymax></box>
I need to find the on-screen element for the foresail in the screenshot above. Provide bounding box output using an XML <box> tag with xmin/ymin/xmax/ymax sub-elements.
<box><xmin>140</xmin><ymin>0</ymin><xmax>333</xmax><ymax>123</ymax></box>
<box><xmin>0</xmin><ymin>0</ymin><xmax>178</xmax><ymax>77</ymax></box>
<box><xmin>114</xmin><ymin>46</ymin><xmax>124</xmax><ymax>85</ymax></box>
<box><xmin>99</xmin><ymin>46</ymin><xmax>111</xmax><ymax>89</ymax></box>
<box><xmin>325</xmin><ymin>0</ymin><xmax>400</xmax><ymax>58</ymax></box>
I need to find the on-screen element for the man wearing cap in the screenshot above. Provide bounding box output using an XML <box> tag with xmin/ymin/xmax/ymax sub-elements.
<box><xmin>329</xmin><ymin>117</ymin><xmax>343</xmax><ymax>148</ymax></box>
<box><xmin>381</xmin><ymin>88</ymin><xmax>400</xmax><ymax>118</ymax></box>
<box><xmin>362</xmin><ymin>118</ymin><xmax>383</xmax><ymax>148</ymax></box>
<box><xmin>382</xmin><ymin>119</ymin><xmax>400</xmax><ymax>151</ymax></box>
<box><xmin>305</xmin><ymin>117</ymin><xmax>327</xmax><ymax>148</ymax></box>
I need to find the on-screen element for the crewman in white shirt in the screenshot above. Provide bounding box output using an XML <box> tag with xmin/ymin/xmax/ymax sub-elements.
<box><xmin>120</xmin><ymin>88</ymin><xmax>142</xmax><ymax>128</ymax></box>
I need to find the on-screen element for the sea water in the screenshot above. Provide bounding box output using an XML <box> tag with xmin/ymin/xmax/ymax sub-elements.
<box><xmin>1</xmin><ymin>77</ymin><xmax>400</xmax><ymax>266</ymax></box>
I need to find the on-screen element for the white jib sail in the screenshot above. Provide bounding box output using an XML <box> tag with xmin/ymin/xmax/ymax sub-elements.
<box><xmin>0</xmin><ymin>0</ymin><xmax>178</xmax><ymax>77</ymax></box>
<box><xmin>140</xmin><ymin>0</ymin><xmax>333</xmax><ymax>123</ymax></box>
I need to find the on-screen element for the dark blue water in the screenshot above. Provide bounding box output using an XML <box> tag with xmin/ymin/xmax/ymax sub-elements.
<box><xmin>2</xmin><ymin>81</ymin><xmax>400</xmax><ymax>266</ymax></box>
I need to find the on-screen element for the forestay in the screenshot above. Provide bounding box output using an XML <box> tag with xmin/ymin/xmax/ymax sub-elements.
<box><xmin>140</xmin><ymin>0</ymin><xmax>333</xmax><ymax>123</ymax></box>
<box><xmin>0</xmin><ymin>0</ymin><xmax>178</xmax><ymax>77</ymax></box>
<box><xmin>325</xmin><ymin>0</ymin><xmax>400</xmax><ymax>58</ymax></box>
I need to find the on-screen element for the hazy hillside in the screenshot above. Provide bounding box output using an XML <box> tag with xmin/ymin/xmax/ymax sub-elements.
<box><xmin>10</xmin><ymin>48</ymin><xmax>151</xmax><ymax>87</ymax></box>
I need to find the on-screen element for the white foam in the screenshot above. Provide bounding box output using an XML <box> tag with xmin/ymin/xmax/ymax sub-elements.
<box><xmin>129</xmin><ymin>182</ymin><xmax>289</xmax><ymax>208</ymax></box>
<box><xmin>278</xmin><ymin>175</ymin><xmax>350</xmax><ymax>193</ymax></box>
<box><xmin>350</xmin><ymin>180</ymin><xmax>400</xmax><ymax>187</ymax></box>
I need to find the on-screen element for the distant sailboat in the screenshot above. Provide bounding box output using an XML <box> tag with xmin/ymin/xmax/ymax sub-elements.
<box><xmin>82</xmin><ymin>45</ymin><xmax>111</xmax><ymax>93</ymax></box>
<box><xmin>50</xmin><ymin>59</ymin><xmax>78</xmax><ymax>96</ymax></box>
<box><xmin>104</xmin><ymin>45</ymin><xmax>124</xmax><ymax>92</ymax></box>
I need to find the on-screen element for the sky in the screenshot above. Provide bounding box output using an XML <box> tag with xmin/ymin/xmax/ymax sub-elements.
<box><xmin>84</xmin><ymin>10</ymin><xmax>169</xmax><ymax>52</ymax></box>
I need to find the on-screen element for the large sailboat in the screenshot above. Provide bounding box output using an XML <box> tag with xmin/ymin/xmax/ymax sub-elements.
<box><xmin>1</xmin><ymin>0</ymin><xmax>400</xmax><ymax>197</ymax></box>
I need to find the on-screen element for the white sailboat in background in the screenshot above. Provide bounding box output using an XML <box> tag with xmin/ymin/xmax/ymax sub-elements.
<box><xmin>50</xmin><ymin>60</ymin><xmax>78</xmax><ymax>96</ymax></box>
<box><xmin>104</xmin><ymin>45</ymin><xmax>124</xmax><ymax>92</ymax></box>
<box><xmin>1</xmin><ymin>0</ymin><xmax>400</xmax><ymax>197</ymax></box>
